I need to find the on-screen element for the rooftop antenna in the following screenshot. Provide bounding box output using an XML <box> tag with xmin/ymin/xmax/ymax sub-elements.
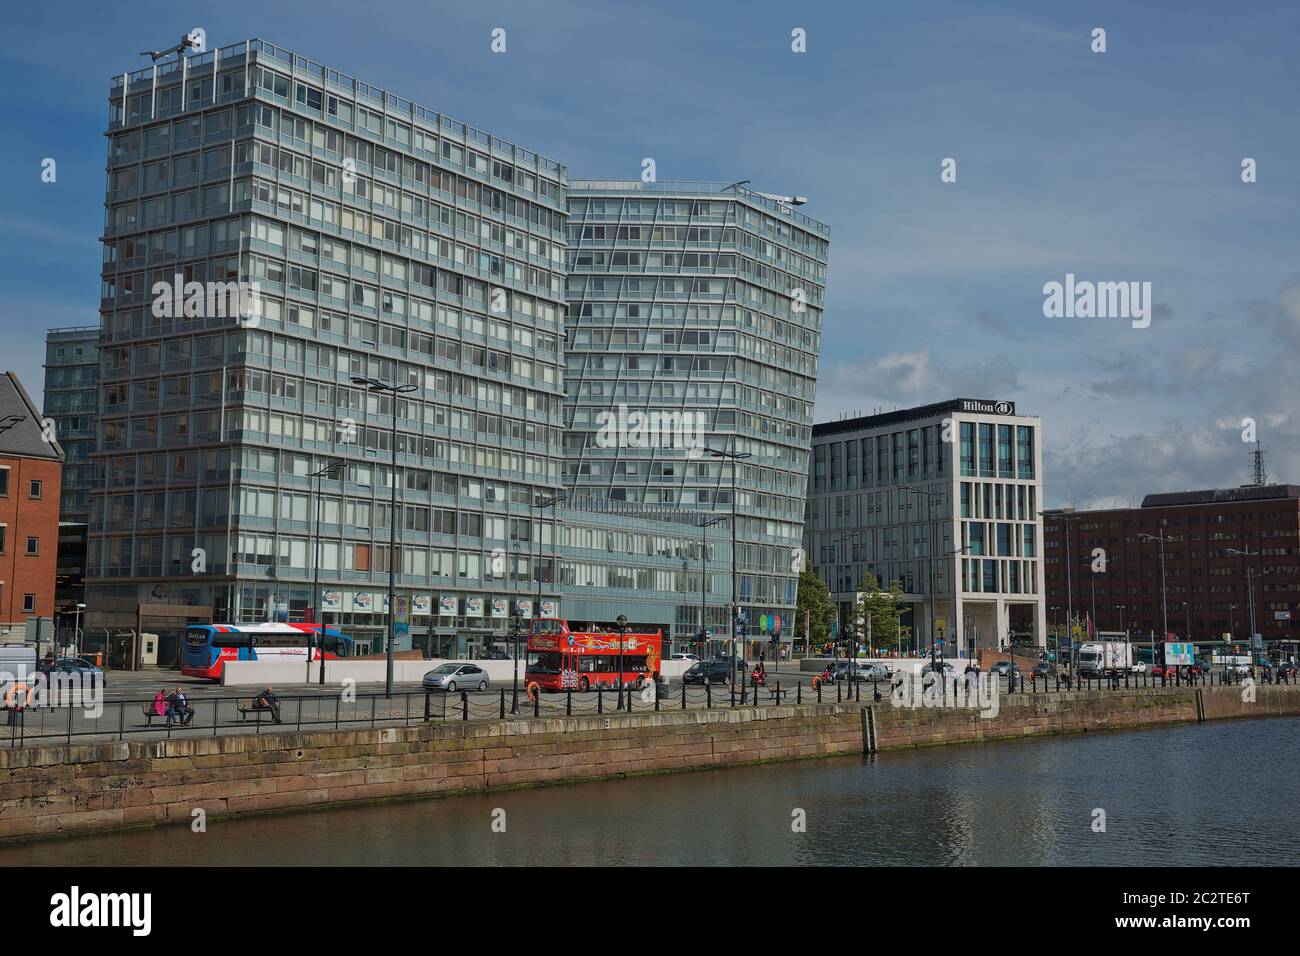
<box><xmin>1251</xmin><ymin>440</ymin><xmax>1269</xmax><ymax>487</ymax></box>
<box><xmin>140</xmin><ymin>31</ymin><xmax>203</xmax><ymax>64</ymax></box>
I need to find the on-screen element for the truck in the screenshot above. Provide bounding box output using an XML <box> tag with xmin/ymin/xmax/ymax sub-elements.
<box><xmin>1077</xmin><ymin>639</ymin><xmax>1133</xmax><ymax>678</ymax></box>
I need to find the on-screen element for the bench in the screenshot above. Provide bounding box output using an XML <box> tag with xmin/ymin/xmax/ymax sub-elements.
<box><xmin>141</xmin><ymin>702</ymin><xmax>195</xmax><ymax>726</ymax></box>
<box><xmin>236</xmin><ymin>700</ymin><xmax>281</xmax><ymax>723</ymax></box>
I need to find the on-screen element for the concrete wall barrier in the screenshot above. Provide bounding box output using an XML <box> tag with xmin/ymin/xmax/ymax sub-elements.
<box><xmin>4</xmin><ymin>684</ymin><xmax>1298</xmax><ymax>844</ymax></box>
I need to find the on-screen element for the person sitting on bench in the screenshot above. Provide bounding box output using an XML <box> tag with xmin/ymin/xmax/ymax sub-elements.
<box><xmin>167</xmin><ymin>688</ymin><xmax>194</xmax><ymax>726</ymax></box>
<box><xmin>253</xmin><ymin>686</ymin><xmax>282</xmax><ymax>724</ymax></box>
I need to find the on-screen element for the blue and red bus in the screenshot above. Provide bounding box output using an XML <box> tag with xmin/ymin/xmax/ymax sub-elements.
<box><xmin>524</xmin><ymin>619</ymin><xmax>663</xmax><ymax>692</ymax></box>
<box><xmin>181</xmin><ymin>623</ymin><xmax>352</xmax><ymax>680</ymax></box>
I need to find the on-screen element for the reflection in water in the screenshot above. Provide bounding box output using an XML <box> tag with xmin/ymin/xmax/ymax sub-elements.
<box><xmin>6</xmin><ymin>717</ymin><xmax>1298</xmax><ymax>867</ymax></box>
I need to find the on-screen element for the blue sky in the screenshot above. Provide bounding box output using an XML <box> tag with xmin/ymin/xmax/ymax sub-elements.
<box><xmin>2</xmin><ymin>0</ymin><xmax>1297</xmax><ymax>507</ymax></box>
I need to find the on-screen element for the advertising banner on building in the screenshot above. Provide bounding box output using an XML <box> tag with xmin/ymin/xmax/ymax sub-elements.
<box><xmin>540</xmin><ymin>599</ymin><xmax>557</xmax><ymax>618</ymax></box>
<box><xmin>351</xmin><ymin>592</ymin><xmax>373</xmax><ymax>612</ymax></box>
<box><xmin>1164</xmin><ymin>642</ymin><xmax>1195</xmax><ymax>666</ymax></box>
<box><xmin>491</xmin><ymin>598</ymin><xmax>509</xmax><ymax>619</ymax></box>
<box><xmin>515</xmin><ymin>599</ymin><xmax>534</xmax><ymax>619</ymax></box>
<box><xmin>412</xmin><ymin>594</ymin><xmax>431</xmax><ymax>617</ymax></box>
<box><xmin>466</xmin><ymin>596</ymin><xmax>484</xmax><ymax>617</ymax></box>
<box><xmin>439</xmin><ymin>595</ymin><xmax>458</xmax><ymax>616</ymax></box>
<box><xmin>322</xmin><ymin>590</ymin><xmax>342</xmax><ymax>610</ymax></box>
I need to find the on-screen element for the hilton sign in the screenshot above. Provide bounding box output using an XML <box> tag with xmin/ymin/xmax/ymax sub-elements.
<box><xmin>959</xmin><ymin>399</ymin><xmax>1016</xmax><ymax>416</ymax></box>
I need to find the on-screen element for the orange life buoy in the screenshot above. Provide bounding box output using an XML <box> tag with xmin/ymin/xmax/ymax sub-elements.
<box><xmin>811</xmin><ymin>676</ymin><xmax>822</xmax><ymax>690</ymax></box>
<box><xmin>526</xmin><ymin>681</ymin><xmax>540</xmax><ymax>702</ymax></box>
<box><xmin>3</xmin><ymin>682</ymin><xmax>32</xmax><ymax>710</ymax></box>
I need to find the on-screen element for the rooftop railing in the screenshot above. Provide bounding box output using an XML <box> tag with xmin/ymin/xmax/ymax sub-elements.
<box><xmin>569</xmin><ymin>179</ymin><xmax>830</xmax><ymax>234</ymax></box>
<box><xmin>109</xmin><ymin>39</ymin><xmax>564</xmax><ymax>178</ymax></box>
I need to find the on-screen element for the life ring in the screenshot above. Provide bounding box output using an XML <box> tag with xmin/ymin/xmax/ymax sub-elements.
<box><xmin>3</xmin><ymin>682</ymin><xmax>32</xmax><ymax>710</ymax></box>
<box><xmin>526</xmin><ymin>681</ymin><xmax>540</xmax><ymax>702</ymax></box>
<box><xmin>811</xmin><ymin>676</ymin><xmax>822</xmax><ymax>690</ymax></box>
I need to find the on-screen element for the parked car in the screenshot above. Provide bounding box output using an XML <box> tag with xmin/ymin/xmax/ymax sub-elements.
<box><xmin>713</xmin><ymin>655</ymin><xmax>745</xmax><ymax>671</ymax></box>
<box><xmin>683</xmin><ymin>660</ymin><xmax>732</xmax><ymax>685</ymax></box>
<box><xmin>1275</xmin><ymin>661</ymin><xmax>1298</xmax><ymax>678</ymax></box>
<box><xmin>1031</xmin><ymin>662</ymin><xmax>1057</xmax><ymax>679</ymax></box>
<box><xmin>38</xmin><ymin>656</ymin><xmax>107</xmax><ymax>687</ymax></box>
<box><xmin>1130</xmin><ymin>661</ymin><xmax>1149</xmax><ymax>674</ymax></box>
<box><xmin>920</xmin><ymin>661</ymin><xmax>958</xmax><ymax>679</ymax></box>
<box><xmin>670</xmin><ymin>653</ymin><xmax>700</xmax><ymax>663</ymax></box>
<box><xmin>422</xmin><ymin>663</ymin><xmax>489</xmax><ymax>693</ymax></box>
<box><xmin>827</xmin><ymin>661</ymin><xmax>885</xmax><ymax>682</ymax></box>
<box><xmin>988</xmin><ymin>660</ymin><xmax>1020</xmax><ymax>676</ymax></box>
<box><xmin>478</xmin><ymin>648</ymin><xmax>510</xmax><ymax>660</ymax></box>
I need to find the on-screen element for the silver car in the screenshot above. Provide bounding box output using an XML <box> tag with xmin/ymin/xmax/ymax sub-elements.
<box><xmin>422</xmin><ymin>663</ymin><xmax>489</xmax><ymax>693</ymax></box>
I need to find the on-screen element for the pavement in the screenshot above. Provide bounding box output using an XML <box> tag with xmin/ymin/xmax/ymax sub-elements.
<box><xmin>2</xmin><ymin>664</ymin><xmax>1214</xmax><ymax>749</ymax></box>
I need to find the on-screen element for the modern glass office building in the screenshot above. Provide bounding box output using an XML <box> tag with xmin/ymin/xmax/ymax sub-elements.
<box><xmin>564</xmin><ymin>181</ymin><xmax>829</xmax><ymax>647</ymax></box>
<box><xmin>43</xmin><ymin>327</ymin><xmax>101</xmax><ymax>525</ymax></box>
<box><xmin>805</xmin><ymin>399</ymin><xmax>1046</xmax><ymax>655</ymax></box>
<box><xmin>42</xmin><ymin>326</ymin><xmax>101</xmax><ymax>616</ymax></box>
<box><xmin>88</xmin><ymin>39</ymin><xmax>568</xmax><ymax>656</ymax></box>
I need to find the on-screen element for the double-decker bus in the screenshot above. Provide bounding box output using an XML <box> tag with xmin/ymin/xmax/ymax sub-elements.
<box><xmin>181</xmin><ymin>623</ymin><xmax>352</xmax><ymax>680</ymax></box>
<box><xmin>524</xmin><ymin>619</ymin><xmax>663</xmax><ymax>692</ymax></box>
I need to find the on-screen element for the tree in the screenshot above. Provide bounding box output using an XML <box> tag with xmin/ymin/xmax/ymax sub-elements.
<box><xmin>795</xmin><ymin>569</ymin><xmax>836</xmax><ymax>651</ymax></box>
<box><xmin>853</xmin><ymin>574</ymin><xmax>912</xmax><ymax>655</ymax></box>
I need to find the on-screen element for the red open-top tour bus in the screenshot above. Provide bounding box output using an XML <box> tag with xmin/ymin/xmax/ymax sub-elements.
<box><xmin>525</xmin><ymin>619</ymin><xmax>663</xmax><ymax>692</ymax></box>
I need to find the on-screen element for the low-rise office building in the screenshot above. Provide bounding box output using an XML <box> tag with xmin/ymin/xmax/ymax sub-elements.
<box><xmin>806</xmin><ymin>398</ymin><xmax>1046</xmax><ymax>655</ymax></box>
<box><xmin>1043</xmin><ymin>483</ymin><xmax>1300</xmax><ymax>650</ymax></box>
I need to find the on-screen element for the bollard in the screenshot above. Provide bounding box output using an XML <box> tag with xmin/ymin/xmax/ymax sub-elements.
<box><xmin>500</xmin><ymin>688</ymin><xmax>506</xmax><ymax>719</ymax></box>
<box><xmin>566</xmin><ymin>690</ymin><xmax>572</xmax><ymax>716</ymax></box>
<box><xmin>797</xmin><ymin>682</ymin><xmax>802</xmax><ymax>705</ymax></box>
<box><xmin>837</xmin><ymin>680</ymin><xmax>842</xmax><ymax>703</ymax></box>
<box><xmin>461</xmin><ymin>692</ymin><xmax>468</xmax><ymax>721</ymax></box>
<box><xmin>598</xmin><ymin>688</ymin><xmax>604</xmax><ymax>714</ymax></box>
<box><xmin>681</xmin><ymin>681</ymin><xmax>687</xmax><ymax>710</ymax></box>
<box><xmin>817</xmin><ymin>682</ymin><xmax>822</xmax><ymax>704</ymax></box>
<box><xmin>706</xmin><ymin>681</ymin><xmax>712</xmax><ymax>709</ymax></box>
<box><xmin>533</xmin><ymin>692</ymin><xmax>540</xmax><ymax>718</ymax></box>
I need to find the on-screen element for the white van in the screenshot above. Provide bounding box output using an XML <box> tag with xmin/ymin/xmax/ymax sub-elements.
<box><xmin>0</xmin><ymin>644</ymin><xmax>37</xmax><ymax>677</ymax></box>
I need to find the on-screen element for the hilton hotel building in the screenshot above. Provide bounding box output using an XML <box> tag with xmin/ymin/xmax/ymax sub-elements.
<box><xmin>804</xmin><ymin>399</ymin><xmax>1046</xmax><ymax>655</ymax></box>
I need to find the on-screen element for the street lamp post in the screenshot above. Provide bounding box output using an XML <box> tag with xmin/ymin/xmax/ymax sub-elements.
<box><xmin>309</xmin><ymin>460</ymin><xmax>344</xmax><ymax>685</ymax></box>
<box><xmin>699</xmin><ymin>515</ymin><xmax>727</xmax><ymax>660</ymax></box>
<box><xmin>832</xmin><ymin>529</ymin><xmax>858</xmax><ymax>663</ymax></box>
<box><xmin>1226</xmin><ymin>547</ymin><xmax>1261</xmax><ymax>649</ymax></box>
<box><xmin>1041</xmin><ymin>511</ymin><xmax>1081</xmax><ymax>676</ymax></box>
<box><xmin>519</xmin><ymin>491</ymin><xmax>566</xmax><ymax>714</ymax></box>
<box><xmin>351</xmin><ymin>376</ymin><xmax>418</xmax><ymax>699</ymax></box>
<box><xmin>1137</xmin><ymin>531</ymin><xmax>1169</xmax><ymax>649</ymax></box>
<box><xmin>707</xmin><ymin>445</ymin><xmax>751</xmax><ymax>677</ymax></box>
<box><xmin>73</xmin><ymin>603</ymin><xmax>86</xmax><ymax>659</ymax></box>
<box><xmin>900</xmin><ymin>484</ymin><xmax>944</xmax><ymax>664</ymax></box>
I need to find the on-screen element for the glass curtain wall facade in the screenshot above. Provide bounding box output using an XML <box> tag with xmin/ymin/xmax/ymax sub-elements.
<box><xmin>564</xmin><ymin>180</ymin><xmax>828</xmax><ymax>644</ymax></box>
<box><xmin>806</xmin><ymin>399</ymin><xmax>1045</xmax><ymax>655</ymax></box>
<box><xmin>43</xmin><ymin>328</ymin><xmax>101</xmax><ymax>524</ymax></box>
<box><xmin>43</xmin><ymin>326</ymin><xmax>101</xmax><ymax>616</ymax></box>
<box><xmin>88</xmin><ymin>39</ymin><xmax>568</xmax><ymax>654</ymax></box>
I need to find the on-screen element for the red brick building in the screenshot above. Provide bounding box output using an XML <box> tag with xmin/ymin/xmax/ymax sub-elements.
<box><xmin>0</xmin><ymin>370</ymin><xmax>64</xmax><ymax>639</ymax></box>
<box><xmin>1044</xmin><ymin>484</ymin><xmax>1300</xmax><ymax>652</ymax></box>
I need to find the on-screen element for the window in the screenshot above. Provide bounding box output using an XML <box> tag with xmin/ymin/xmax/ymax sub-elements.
<box><xmin>22</xmin><ymin>594</ymin><xmax>36</xmax><ymax>614</ymax></box>
<box><xmin>26</xmin><ymin>536</ymin><xmax>38</xmax><ymax>556</ymax></box>
<box><xmin>29</xmin><ymin>480</ymin><xmax>42</xmax><ymax>499</ymax></box>
<box><xmin>0</xmin><ymin>467</ymin><xmax>8</xmax><ymax>496</ymax></box>
<box><xmin>0</xmin><ymin>524</ymin><xmax>5</xmax><ymax>553</ymax></box>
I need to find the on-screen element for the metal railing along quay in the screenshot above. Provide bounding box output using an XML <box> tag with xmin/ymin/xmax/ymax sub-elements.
<box><xmin>2</xmin><ymin>668</ymin><xmax>1291</xmax><ymax>748</ymax></box>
